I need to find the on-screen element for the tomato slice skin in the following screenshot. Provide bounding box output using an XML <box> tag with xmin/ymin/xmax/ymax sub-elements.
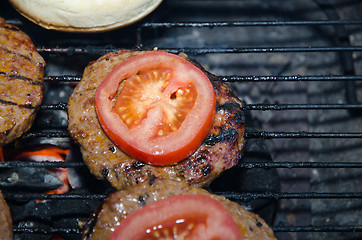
<box><xmin>109</xmin><ymin>194</ymin><xmax>242</xmax><ymax>240</ymax></box>
<box><xmin>95</xmin><ymin>51</ymin><xmax>216</xmax><ymax>165</ymax></box>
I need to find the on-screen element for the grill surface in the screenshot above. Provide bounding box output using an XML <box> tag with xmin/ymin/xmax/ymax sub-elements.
<box><xmin>1</xmin><ymin>0</ymin><xmax>362</xmax><ymax>239</ymax></box>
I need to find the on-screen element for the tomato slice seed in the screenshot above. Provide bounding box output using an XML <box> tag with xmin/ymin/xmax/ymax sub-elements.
<box><xmin>114</xmin><ymin>68</ymin><xmax>197</xmax><ymax>138</ymax></box>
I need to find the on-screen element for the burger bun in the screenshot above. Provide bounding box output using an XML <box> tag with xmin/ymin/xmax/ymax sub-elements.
<box><xmin>9</xmin><ymin>0</ymin><xmax>163</xmax><ymax>32</ymax></box>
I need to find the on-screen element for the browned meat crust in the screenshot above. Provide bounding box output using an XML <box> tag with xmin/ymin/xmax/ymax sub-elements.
<box><xmin>0</xmin><ymin>190</ymin><xmax>13</xmax><ymax>240</ymax></box>
<box><xmin>68</xmin><ymin>49</ymin><xmax>245</xmax><ymax>190</ymax></box>
<box><xmin>0</xmin><ymin>17</ymin><xmax>45</xmax><ymax>147</ymax></box>
<box><xmin>81</xmin><ymin>179</ymin><xmax>276</xmax><ymax>240</ymax></box>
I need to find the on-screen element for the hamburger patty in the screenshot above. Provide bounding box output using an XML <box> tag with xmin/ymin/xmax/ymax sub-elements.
<box><xmin>0</xmin><ymin>17</ymin><xmax>45</xmax><ymax>147</ymax></box>
<box><xmin>0</xmin><ymin>190</ymin><xmax>12</xmax><ymax>240</ymax></box>
<box><xmin>81</xmin><ymin>178</ymin><xmax>276</xmax><ymax>240</ymax></box>
<box><xmin>68</xmin><ymin>50</ymin><xmax>245</xmax><ymax>190</ymax></box>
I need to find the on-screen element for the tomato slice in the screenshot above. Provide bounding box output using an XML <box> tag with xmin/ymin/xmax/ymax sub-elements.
<box><xmin>95</xmin><ymin>51</ymin><xmax>216</xmax><ymax>165</ymax></box>
<box><xmin>109</xmin><ymin>194</ymin><xmax>242</xmax><ymax>240</ymax></box>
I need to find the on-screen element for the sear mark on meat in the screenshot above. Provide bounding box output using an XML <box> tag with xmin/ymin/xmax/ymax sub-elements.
<box><xmin>204</xmin><ymin>128</ymin><xmax>239</xmax><ymax>145</ymax></box>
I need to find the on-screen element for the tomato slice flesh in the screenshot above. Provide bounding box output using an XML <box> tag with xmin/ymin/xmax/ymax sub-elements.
<box><xmin>114</xmin><ymin>69</ymin><xmax>197</xmax><ymax>138</ymax></box>
<box><xmin>95</xmin><ymin>51</ymin><xmax>216</xmax><ymax>165</ymax></box>
<box><xmin>139</xmin><ymin>215</ymin><xmax>205</xmax><ymax>239</ymax></box>
<box><xmin>109</xmin><ymin>194</ymin><xmax>242</xmax><ymax>240</ymax></box>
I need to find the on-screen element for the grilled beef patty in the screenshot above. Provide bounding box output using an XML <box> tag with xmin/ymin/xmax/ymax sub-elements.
<box><xmin>0</xmin><ymin>17</ymin><xmax>45</xmax><ymax>147</ymax></box>
<box><xmin>68</xmin><ymin>50</ymin><xmax>245</xmax><ymax>190</ymax></box>
<box><xmin>81</xmin><ymin>178</ymin><xmax>276</xmax><ymax>240</ymax></box>
<box><xmin>0</xmin><ymin>190</ymin><xmax>12</xmax><ymax>240</ymax></box>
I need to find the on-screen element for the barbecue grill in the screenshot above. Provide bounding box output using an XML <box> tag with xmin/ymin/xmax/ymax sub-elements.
<box><xmin>1</xmin><ymin>0</ymin><xmax>362</xmax><ymax>239</ymax></box>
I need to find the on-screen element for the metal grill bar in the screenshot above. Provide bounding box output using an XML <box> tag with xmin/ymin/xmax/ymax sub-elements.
<box><xmin>141</xmin><ymin>19</ymin><xmax>362</xmax><ymax>28</ymax></box>
<box><xmin>273</xmin><ymin>226</ymin><xmax>362</xmax><ymax>233</ymax></box>
<box><xmin>18</xmin><ymin>130</ymin><xmax>362</xmax><ymax>140</ymax></box>
<box><xmin>37</xmin><ymin>46</ymin><xmax>362</xmax><ymax>55</ymax></box>
<box><xmin>20</xmin><ymin>130</ymin><xmax>70</xmax><ymax>139</ymax></box>
<box><xmin>14</xmin><ymin>227</ymin><xmax>80</xmax><ymax>234</ymax></box>
<box><xmin>0</xmin><ymin>161</ymin><xmax>83</xmax><ymax>168</ymax></box>
<box><xmin>11</xmin><ymin>225</ymin><xmax>362</xmax><ymax>234</ymax></box>
<box><xmin>162</xmin><ymin>47</ymin><xmax>362</xmax><ymax>54</ymax></box>
<box><xmin>40</xmin><ymin>102</ymin><xmax>67</xmax><ymax>110</ymax></box>
<box><xmin>9</xmin><ymin>19</ymin><xmax>362</xmax><ymax>28</ymax></box>
<box><xmin>3</xmin><ymin>193</ymin><xmax>106</xmax><ymax>201</ymax></box>
<box><xmin>39</xmin><ymin>102</ymin><xmax>362</xmax><ymax>111</ymax></box>
<box><xmin>220</xmin><ymin>75</ymin><xmax>362</xmax><ymax>82</ymax></box>
<box><xmin>44</xmin><ymin>75</ymin><xmax>81</xmax><ymax>83</ymax></box>
<box><xmin>2</xmin><ymin>161</ymin><xmax>362</xmax><ymax>169</ymax></box>
<box><xmin>245</xmin><ymin>132</ymin><xmax>362</xmax><ymax>139</ymax></box>
<box><xmin>4</xmin><ymin>192</ymin><xmax>362</xmax><ymax>201</ymax></box>
<box><xmin>44</xmin><ymin>75</ymin><xmax>362</xmax><ymax>83</ymax></box>
<box><xmin>238</xmin><ymin>162</ymin><xmax>362</xmax><ymax>169</ymax></box>
<box><xmin>246</xmin><ymin>104</ymin><xmax>362</xmax><ymax>110</ymax></box>
<box><xmin>219</xmin><ymin>192</ymin><xmax>362</xmax><ymax>201</ymax></box>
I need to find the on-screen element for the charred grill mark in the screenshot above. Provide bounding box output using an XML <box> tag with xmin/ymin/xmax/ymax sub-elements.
<box><xmin>216</xmin><ymin>102</ymin><xmax>241</xmax><ymax>111</ymax></box>
<box><xmin>113</xmin><ymin>168</ymin><xmax>120</xmax><ymax>181</ymax></box>
<box><xmin>0</xmin><ymin>129</ymin><xmax>10</xmax><ymax>137</ymax></box>
<box><xmin>82</xmin><ymin>211</ymin><xmax>99</xmax><ymax>239</ymax></box>
<box><xmin>216</xmin><ymin>102</ymin><xmax>245</xmax><ymax>125</ymax></box>
<box><xmin>204</xmin><ymin>128</ymin><xmax>239</xmax><ymax>145</ymax></box>
<box><xmin>139</xmin><ymin>195</ymin><xmax>146</xmax><ymax>206</ymax></box>
<box><xmin>0</xmin><ymin>46</ymin><xmax>35</xmax><ymax>64</ymax></box>
<box><xmin>202</xmin><ymin>164</ymin><xmax>213</xmax><ymax>176</ymax></box>
<box><xmin>148</xmin><ymin>175</ymin><xmax>156</xmax><ymax>186</ymax></box>
<box><xmin>207</xmin><ymin>75</ymin><xmax>221</xmax><ymax>83</ymax></box>
<box><xmin>98</xmin><ymin>51</ymin><xmax>122</xmax><ymax>63</ymax></box>
<box><xmin>108</xmin><ymin>146</ymin><xmax>116</xmax><ymax>153</ymax></box>
<box><xmin>235</xmin><ymin>109</ymin><xmax>246</xmax><ymax>125</ymax></box>
<box><xmin>132</xmin><ymin>161</ymin><xmax>145</xmax><ymax>169</ymax></box>
<box><xmin>0</xmin><ymin>98</ymin><xmax>38</xmax><ymax>109</ymax></box>
<box><xmin>195</xmin><ymin>151</ymin><xmax>207</xmax><ymax>163</ymax></box>
<box><xmin>0</xmin><ymin>72</ymin><xmax>43</xmax><ymax>86</ymax></box>
<box><xmin>256</xmin><ymin>221</ymin><xmax>263</xmax><ymax>227</ymax></box>
<box><xmin>102</xmin><ymin>168</ymin><xmax>109</xmax><ymax>179</ymax></box>
<box><xmin>1</xmin><ymin>25</ymin><xmax>19</xmax><ymax>32</ymax></box>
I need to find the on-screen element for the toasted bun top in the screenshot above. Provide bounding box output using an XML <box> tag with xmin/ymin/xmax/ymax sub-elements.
<box><xmin>9</xmin><ymin>0</ymin><xmax>163</xmax><ymax>32</ymax></box>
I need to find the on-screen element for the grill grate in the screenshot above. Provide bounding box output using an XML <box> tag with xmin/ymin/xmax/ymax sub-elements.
<box><xmin>1</xmin><ymin>0</ymin><xmax>362</xmax><ymax>239</ymax></box>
